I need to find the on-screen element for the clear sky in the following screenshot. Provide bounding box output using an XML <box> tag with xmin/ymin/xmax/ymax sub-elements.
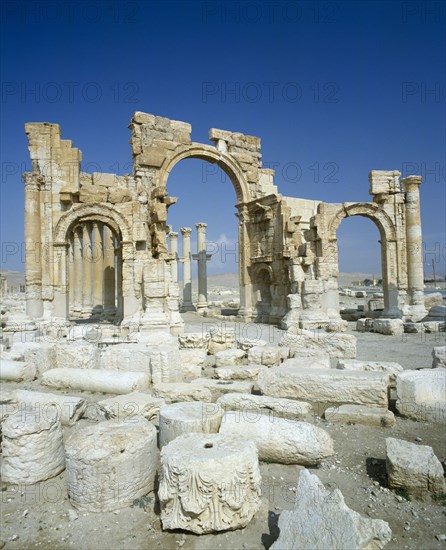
<box><xmin>1</xmin><ymin>0</ymin><xmax>445</xmax><ymax>277</ymax></box>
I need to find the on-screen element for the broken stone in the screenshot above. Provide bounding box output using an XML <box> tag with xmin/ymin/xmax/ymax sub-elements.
<box><xmin>236</xmin><ymin>337</ymin><xmax>268</xmax><ymax>351</ymax></box>
<box><xmin>159</xmin><ymin>402</ymin><xmax>223</xmax><ymax>447</ymax></box>
<box><xmin>190</xmin><ymin>378</ymin><xmax>254</xmax><ymax>401</ymax></box>
<box><xmin>215</xmin><ymin>349</ymin><xmax>245</xmax><ymax>367</ymax></box>
<box><xmin>282</xmin><ymin>355</ymin><xmax>330</xmax><ymax>369</ymax></box>
<box><xmin>178</xmin><ymin>332</ymin><xmax>210</xmax><ymax>349</ymax></box>
<box><xmin>178</xmin><ymin>349</ymin><xmax>207</xmax><ymax>379</ymax></box>
<box><xmin>324</xmin><ymin>404</ymin><xmax>396</xmax><ymax>427</ymax></box>
<box><xmin>247</xmin><ymin>346</ymin><xmax>289</xmax><ymax>366</ymax></box>
<box><xmin>148</xmin><ymin>345</ymin><xmax>182</xmax><ymax>384</ymax></box>
<box><xmin>219</xmin><ymin>412</ymin><xmax>333</xmax><ymax>465</ymax></box>
<box><xmin>208</xmin><ymin>327</ymin><xmax>236</xmax><ymax>355</ymax></box>
<box><xmin>271</xmin><ymin>469</ymin><xmax>392</xmax><ymax>550</ymax></box>
<box><xmin>217</xmin><ymin>392</ymin><xmax>311</xmax><ymax>420</ymax></box>
<box><xmin>100</xmin><ymin>344</ymin><xmax>151</xmax><ymax>375</ymax></box>
<box><xmin>55</xmin><ymin>340</ymin><xmax>100</xmax><ymax>369</ymax></box>
<box><xmin>432</xmin><ymin>346</ymin><xmax>446</xmax><ymax>368</ymax></box>
<box><xmin>159</xmin><ymin>433</ymin><xmax>261</xmax><ymax>533</ymax></box>
<box><xmin>336</xmin><ymin>359</ymin><xmax>403</xmax><ymax>387</ymax></box>
<box><xmin>42</xmin><ymin>368</ymin><xmax>150</xmax><ymax>394</ymax></box>
<box><xmin>85</xmin><ymin>392</ymin><xmax>165</xmax><ymax>423</ymax></box>
<box><xmin>214</xmin><ymin>365</ymin><xmax>266</xmax><ymax>381</ymax></box>
<box><xmin>386</xmin><ymin>437</ymin><xmax>445</xmax><ymax>497</ymax></box>
<box><xmin>65</xmin><ymin>418</ymin><xmax>158</xmax><ymax>512</ymax></box>
<box><xmin>152</xmin><ymin>382</ymin><xmax>213</xmax><ymax>403</ymax></box>
<box><xmin>281</xmin><ymin>329</ymin><xmax>357</xmax><ymax>359</ymax></box>
<box><xmin>14</xmin><ymin>389</ymin><xmax>87</xmax><ymax>426</ymax></box>
<box><xmin>258</xmin><ymin>367</ymin><xmax>389</xmax><ymax>407</ymax></box>
<box><xmin>372</xmin><ymin>319</ymin><xmax>404</xmax><ymax>336</ymax></box>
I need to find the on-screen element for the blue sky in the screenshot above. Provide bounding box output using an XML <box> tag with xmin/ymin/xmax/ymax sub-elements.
<box><xmin>1</xmin><ymin>0</ymin><xmax>445</xmax><ymax>277</ymax></box>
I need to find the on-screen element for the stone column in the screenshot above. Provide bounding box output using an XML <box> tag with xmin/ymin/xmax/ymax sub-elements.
<box><xmin>401</xmin><ymin>175</ymin><xmax>427</xmax><ymax>320</ymax></box>
<box><xmin>72</xmin><ymin>227</ymin><xmax>83</xmax><ymax>316</ymax></box>
<box><xmin>92</xmin><ymin>222</ymin><xmax>103</xmax><ymax>314</ymax></box>
<box><xmin>68</xmin><ymin>233</ymin><xmax>74</xmax><ymax>317</ymax></box>
<box><xmin>24</xmin><ymin>176</ymin><xmax>43</xmax><ymax>318</ymax></box>
<box><xmin>180</xmin><ymin>227</ymin><xmax>194</xmax><ymax>311</ymax></box>
<box><xmin>103</xmin><ymin>226</ymin><xmax>116</xmax><ymax>316</ymax></box>
<box><xmin>169</xmin><ymin>231</ymin><xmax>179</xmax><ymax>283</ymax></box>
<box><xmin>236</xmin><ymin>207</ymin><xmax>253</xmax><ymax>320</ymax></box>
<box><xmin>81</xmin><ymin>223</ymin><xmax>93</xmax><ymax>317</ymax></box>
<box><xmin>193</xmin><ymin>223</ymin><xmax>211</xmax><ymax>309</ymax></box>
<box><xmin>116</xmin><ymin>244</ymin><xmax>123</xmax><ymax>320</ymax></box>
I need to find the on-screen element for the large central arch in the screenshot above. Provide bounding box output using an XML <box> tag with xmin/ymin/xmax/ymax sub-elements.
<box><xmin>158</xmin><ymin>144</ymin><xmax>252</xmax><ymax>316</ymax></box>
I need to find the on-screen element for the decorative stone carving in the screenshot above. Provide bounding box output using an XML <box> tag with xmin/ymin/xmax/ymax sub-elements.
<box><xmin>158</xmin><ymin>433</ymin><xmax>262</xmax><ymax>533</ymax></box>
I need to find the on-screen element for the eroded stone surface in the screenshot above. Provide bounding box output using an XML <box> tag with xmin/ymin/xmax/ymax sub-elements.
<box><xmin>325</xmin><ymin>404</ymin><xmax>395</xmax><ymax>427</ymax></box>
<box><xmin>214</xmin><ymin>365</ymin><xmax>266</xmax><ymax>381</ymax></box>
<box><xmin>258</xmin><ymin>367</ymin><xmax>389</xmax><ymax>407</ymax></box>
<box><xmin>271</xmin><ymin>469</ymin><xmax>392</xmax><ymax>550</ymax></box>
<box><xmin>152</xmin><ymin>382</ymin><xmax>213</xmax><ymax>403</ymax></box>
<box><xmin>396</xmin><ymin>369</ymin><xmax>446</xmax><ymax>424</ymax></box>
<box><xmin>85</xmin><ymin>392</ymin><xmax>165</xmax><ymax>423</ymax></box>
<box><xmin>217</xmin><ymin>392</ymin><xmax>312</xmax><ymax>420</ymax></box>
<box><xmin>219</xmin><ymin>412</ymin><xmax>333</xmax><ymax>465</ymax></box>
<box><xmin>14</xmin><ymin>389</ymin><xmax>87</xmax><ymax>426</ymax></box>
<box><xmin>215</xmin><ymin>349</ymin><xmax>245</xmax><ymax>367</ymax></box>
<box><xmin>159</xmin><ymin>433</ymin><xmax>261</xmax><ymax>533</ymax></box>
<box><xmin>372</xmin><ymin>319</ymin><xmax>404</xmax><ymax>336</ymax></box>
<box><xmin>281</xmin><ymin>329</ymin><xmax>357</xmax><ymax>359</ymax></box>
<box><xmin>386</xmin><ymin>437</ymin><xmax>445</xmax><ymax>497</ymax></box>
<box><xmin>190</xmin><ymin>378</ymin><xmax>254</xmax><ymax>401</ymax></box>
<box><xmin>0</xmin><ymin>359</ymin><xmax>36</xmax><ymax>382</ymax></box>
<box><xmin>1</xmin><ymin>406</ymin><xmax>65</xmax><ymax>484</ymax></box>
<box><xmin>336</xmin><ymin>359</ymin><xmax>403</xmax><ymax>387</ymax></box>
<box><xmin>432</xmin><ymin>346</ymin><xmax>446</xmax><ymax>368</ymax></box>
<box><xmin>65</xmin><ymin>418</ymin><xmax>158</xmax><ymax>512</ymax></box>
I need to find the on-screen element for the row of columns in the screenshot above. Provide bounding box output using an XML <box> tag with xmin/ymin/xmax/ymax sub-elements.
<box><xmin>168</xmin><ymin>223</ymin><xmax>212</xmax><ymax>311</ymax></box>
<box><xmin>68</xmin><ymin>222</ymin><xmax>120</xmax><ymax>318</ymax></box>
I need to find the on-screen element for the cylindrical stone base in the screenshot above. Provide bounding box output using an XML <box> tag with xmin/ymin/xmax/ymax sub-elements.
<box><xmin>1</xmin><ymin>406</ymin><xmax>65</xmax><ymax>484</ymax></box>
<box><xmin>159</xmin><ymin>433</ymin><xmax>262</xmax><ymax>533</ymax></box>
<box><xmin>159</xmin><ymin>402</ymin><xmax>223</xmax><ymax>447</ymax></box>
<box><xmin>65</xmin><ymin>418</ymin><xmax>158</xmax><ymax>512</ymax></box>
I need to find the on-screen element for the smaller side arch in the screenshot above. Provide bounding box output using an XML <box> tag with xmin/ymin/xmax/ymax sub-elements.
<box><xmin>53</xmin><ymin>203</ymin><xmax>132</xmax><ymax>245</ymax></box>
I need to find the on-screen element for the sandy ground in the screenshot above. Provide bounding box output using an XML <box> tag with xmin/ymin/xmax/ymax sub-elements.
<box><xmin>1</xmin><ymin>303</ymin><xmax>445</xmax><ymax>549</ymax></box>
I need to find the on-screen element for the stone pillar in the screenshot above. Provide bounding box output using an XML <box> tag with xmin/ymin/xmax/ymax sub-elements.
<box><xmin>72</xmin><ymin>227</ymin><xmax>83</xmax><ymax>316</ymax></box>
<box><xmin>402</xmin><ymin>175</ymin><xmax>427</xmax><ymax>320</ymax></box>
<box><xmin>298</xmin><ymin>280</ymin><xmax>330</xmax><ymax>329</ymax></box>
<box><xmin>24</xmin><ymin>176</ymin><xmax>43</xmax><ymax>318</ymax></box>
<box><xmin>236</xmin><ymin>207</ymin><xmax>253</xmax><ymax>320</ymax></box>
<box><xmin>92</xmin><ymin>222</ymin><xmax>104</xmax><ymax>315</ymax></box>
<box><xmin>180</xmin><ymin>227</ymin><xmax>195</xmax><ymax>311</ymax></box>
<box><xmin>81</xmin><ymin>224</ymin><xmax>93</xmax><ymax>317</ymax></box>
<box><xmin>116</xmin><ymin>244</ymin><xmax>123</xmax><ymax>320</ymax></box>
<box><xmin>193</xmin><ymin>223</ymin><xmax>212</xmax><ymax>309</ymax></box>
<box><xmin>169</xmin><ymin>231</ymin><xmax>179</xmax><ymax>283</ymax></box>
<box><xmin>103</xmin><ymin>226</ymin><xmax>116</xmax><ymax>316</ymax></box>
<box><xmin>68</xmin><ymin>233</ymin><xmax>75</xmax><ymax>317</ymax></box>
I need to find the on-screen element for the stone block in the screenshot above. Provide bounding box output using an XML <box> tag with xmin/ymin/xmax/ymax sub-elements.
<box><xmin>214</xmin><ymin>365</ymin><xmax>266</xmax><ymax>381</ymax></box>
<box><xmin>396</xmin><ymin>369</ymin><xmax>446</xmax><ymax>424</ymax></box>
<box><xmin>85</xmin><ymin>393</ymin><xmax>165</xmax><ymax>423</ymax></box>
<box><xmin>424</xmin><ymin>292</ymin><xmax>444</xmax><ymax>309</ymax></box>
<box><xmin>219</xmin><ymin>413</ymin><xmax>334</xmax><ymax>465</ymax></box>
<box><xmin>178</xmin><ymin>332</ymin><xmax>210</xmax><ymax>349</ymax></box>
<box><xmin>148</xmin><ymin>345</ymin><xmax>182</xmax><ymax>384</ymax></box>
<box><xmin>336</xmin><ymin>359</ymin><xmax>403</xmax><ymax>387</ymax></box>
<box><xmin>55</xmin><ymin>340</ymin><xmax>100</xmax><ymax>369</ymax></box>
<box><xmin>281</xmin><ymin>329</ymin><xmax>357</xmax><ymax>358</ymax></box>
<box><xmin>215</xmin><ymin>348</ymin><xmax>245</xmax><ymax>367</ymax></box>
<box><xmin>217</xmin><ymin>393</ymin><xmax>311</xmax><ymax>420</ymax></box>
<box><xmin>14</xmin><ymin>389</ymin><xmax>87</xmax><ymax>426</ymax></box>
<box><xmin>152</xmin><ymin>382</ymin><xmax>213</xmax><ymax>403</ymax></box>
<box><xmin>258</xmin><ymin>367</ymin><xmax>389</xmax><ymax>407</ymax></box>
<box><xmin>282</xmin><ymin>355</ymin><xmax>330</xmax><ymax>369</ymax></box>
<box><xmin>373</xmin><ymin>319</ymin><xmax>404</xmax><ymax>336</ymax></box>
<box><xmin>325</xmin><ymin>404</ymin><xmax>396</xmax><ymax>427</ymax></box>
<box><xmin>179</xmin><ymin>348</ymin><xmax>207</xmax><ymax>378</ymax></box>
<box><xmin>100</xmin><ymin>343</ymin><xmax>151</xmax><ymax>376</ymax></box>
<box><xmin>386</xmin><ymin>437</ymin><xmax>445</xmax><ymax>497</ymax></box>
<box><xmin>248</xmin><ymin>345</ymin><xmax>287</xmax><ymax>366</ymax></box>
<box><xmin>190</xmin><ymin>378</ymin><xmax>254</xmax><ymax>401</ymax></box>
<box><xmin>237</xmin><ymin>338</ymin><xmax>268</xmax><ymax>351</ymax></box>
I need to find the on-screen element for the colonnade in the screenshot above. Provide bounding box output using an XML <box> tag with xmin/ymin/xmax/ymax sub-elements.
<box><xmin>169</xmin><ymin>223</ymin><xmax>212</xmax><ymax>311</ymax></box>
<box><xmin>68</xmin><ymin>222</ymin><xmax>121</xmax><ymax>319</ymax></box>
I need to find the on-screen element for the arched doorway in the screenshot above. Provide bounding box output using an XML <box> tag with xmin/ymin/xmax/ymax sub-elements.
<box><xmin>158</xmin><ymin>145</ymin><xmax>252</xmax><ymax>317</ymax></box>
<box><xmin>323</xmin><ymin>203</ymin><xmax>401</xmax><ymax>318</ymax></box>
<box><xmin>67</xmin><ymin>221</ymin><xmax>122</xmax><ymax>320</ymax></box>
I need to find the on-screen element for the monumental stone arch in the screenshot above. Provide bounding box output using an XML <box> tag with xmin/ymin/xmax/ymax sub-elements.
<box><xmin>22</xmin><ymin>113</ymin><xmax>427</xmax><ymax>333</ymax></box>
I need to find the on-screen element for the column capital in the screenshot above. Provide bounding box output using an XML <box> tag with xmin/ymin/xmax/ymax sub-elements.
<box><xmin>196</xmin><ymin>223</ymin><xmax>207</xmax><ymax>231</ymax></box>
<box><xmin>181</xmin><ymin>227</ymin><xmax>192</xmax><ymax>237</ymax></box>
<box><xmin>401</xmin><ymin>175</ymin><xmax>422</xmax><ymax>189</ymax></box>
<box><xmin>169</xmin><ymin>231</ymin><xmax>179</xmax><ymax>239</ymax></box>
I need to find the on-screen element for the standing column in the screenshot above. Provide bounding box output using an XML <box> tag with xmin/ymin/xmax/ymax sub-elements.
<box><xmin>169</xmin><ymin>231</ymin><xmax>179</xmax><ymax>283</ymax></box>
<box><xmin>193</xmin><ymin>223</ymin><xmax>211</xmax><ymax>309</ymax></box>
<box><xmin>103</xmin><ymin>225</ymin><xmax>116</xmax><ymax>316</ymax></box>
<box><xmin>72</xmin><ymin>227</ymin><xmax>83</xmax><ymax>316</ymax></box>
<box><xmin>401</xmin><ymin>175</ymin><xmax>427</xmax><ymax>319</ymax></box>
<box><xmin>68</xmin><ymin>233</ymin><xmax>75</xmax><ymax>316</ymax></box>
<box><xmin>24</xmin><ymin>176</ymin><xmax>43</xmax><ymax>318</ymax></box>
<box><xmin>92</xmin><ymin>222</ymin><xmax>104</xmax><ymax>314</ymax></box>
<box><xmin>81</xmin><ymin>223</ymin><xmax>93</xmax><ymax>317</ymax></box>
<box><xmin>180</xmin><ymin>227</ymin><xmax>194</xmax><ymax>311</ymax></box>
